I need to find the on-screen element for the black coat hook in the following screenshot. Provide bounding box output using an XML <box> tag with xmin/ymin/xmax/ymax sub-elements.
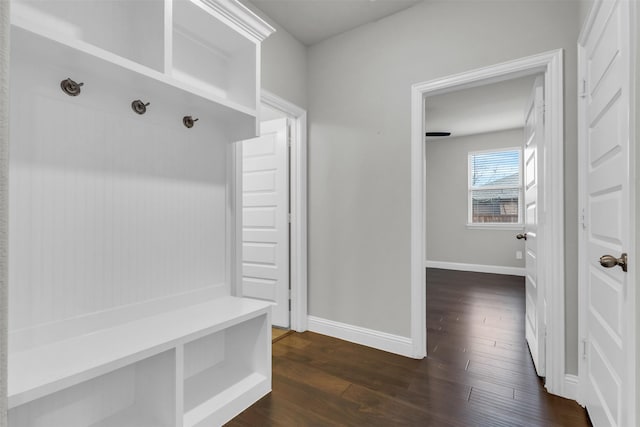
<box><xmin>60</xmin><ymin>78</ymin><xmax>84</xmax><ymax>96</ymax></box>
<box><xmin>131</xmin><ymin>99</ymin><xmax>150</xmax><ymax>115</ymax></box>
<box><xmin>183</xmin><ymin>116</ymin><xmax>199</xmax><ymax>128</ymax></box>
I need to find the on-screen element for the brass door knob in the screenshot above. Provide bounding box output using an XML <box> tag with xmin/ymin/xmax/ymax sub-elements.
<box><xmin>516</xmin><ymin>233</ymin><xmax>527</xmax><ymax>240</ymax></box>
<box><xmin>599</xmin><ymin>253</ymin><xmax>628</xmax><ymax>272</ymax></box>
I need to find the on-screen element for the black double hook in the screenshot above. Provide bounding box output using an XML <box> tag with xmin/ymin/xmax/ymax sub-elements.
<box><xmin>60</xmin><ymin>78</ymin><xmax>84</xmax><ymax>96</ymax></box>
<box><xmin>183</xmin><ymin>116</ymin><xmax>199</xmax><ymax>128</ymax></box>
<box><xmin>131</xmin><ymin>99</ymin><xmax>150</xmax><ymax>115</ymax></box>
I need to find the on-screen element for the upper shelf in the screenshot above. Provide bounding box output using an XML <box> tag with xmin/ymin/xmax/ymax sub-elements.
<box><xmin>10</xmin><ymin>0</ymin><xmax>275</xmax><ymax>140</ymax></box>
<box><xmin>11</xmin><ymin>25</ymin><xmax>256</xmax><ymax>141</ymax></box>
<box><xmin>11</xmin><ymin>0</ymin><xmax>166</xmax><ymax>72</ymax></box>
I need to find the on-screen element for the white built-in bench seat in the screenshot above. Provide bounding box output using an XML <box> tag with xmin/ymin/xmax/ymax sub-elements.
<box><xmin>9</xmin><ymin>297</ymin><xmax>272</xmax><ymax>427</ymax></box>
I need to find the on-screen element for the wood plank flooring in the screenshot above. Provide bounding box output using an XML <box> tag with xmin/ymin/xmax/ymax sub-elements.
<box><xmin>227</xmin><ymin>268</ymin><xmax>590</xmax><ymax>426</ymax></box>
<box><xmin>272</xmin><ymin>327</ymin><xmax>293</xmax><ymax>343</ymax></box>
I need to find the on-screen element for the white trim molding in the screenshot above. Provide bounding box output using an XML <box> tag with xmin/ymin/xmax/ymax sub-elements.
<box><xmin>260</xmin><ymin>90</ymin><xmax>308</xmax><ymax>333</ymax></box>
<box><xmin>465</xmin><ymin>224</ymin><xmax>525</xmax><ymax>231</ymax></box>
<box><xmin>307</xmin><ymin>316</ymin><xmax>414</xmax><ymax>358</ymax></box>
<box><xmin>563</xmin><ymin>374</ymin><xmax>580</xmax><ymax>402</ymax></box>
<box><xmin>200</xmin><ymin>0</ymin><xmax>275</xmax><ymax>42</ymax></box>
<box><xmin>425</xmin><ymin>260</ymin><xmax>525</xmax><ymax>277</ymax></box>
<box><xmin>0</xmin><ymin>0</ymin><xmax>9</xmax><ymax>423</ymax></box>
<box><xmin>411</xmin><ymin>49</ymin><xmax>566</xmax><ymax>392</ymax></box>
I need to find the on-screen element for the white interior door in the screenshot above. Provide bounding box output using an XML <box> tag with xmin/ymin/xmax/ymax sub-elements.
<box><xmin>579</xmin><ymin>1</ymin><xmax>634</xmax><ymax>426</ymax></box>
<box><xmin>241</xmin><ymin>118</ymin><xmax>290</xmax><ymax>328</ymax></box>
<box><xmin>522</xmin><ymin>75</ymin><xmax>546</xmax><ymax>377</ymax></box>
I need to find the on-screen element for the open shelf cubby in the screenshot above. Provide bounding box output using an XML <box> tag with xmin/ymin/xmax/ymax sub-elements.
<box><xmin>9</xmin><ymin>350</ymin><xmax>176</xmax><ymax>427</ymax></box>
<box><xmin>11</xmin><ymin>0</ymin><xmax>165</xmax><ymax>72</ymax></box>
<box><xmin>171</xmin><ymin>0</ymin><xmax>258</xmax><ymax>111</ymax></box>
<box><xmin>183</xmin><ymin>315</ymin><xmax>270</xmax><ymax>427</ymax></box>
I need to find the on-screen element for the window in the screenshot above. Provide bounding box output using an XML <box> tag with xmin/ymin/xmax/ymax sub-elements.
<box><xmin>468</xmin><ymin>148</ymin><xmax>522</xmax><ymax>225</ymax></box>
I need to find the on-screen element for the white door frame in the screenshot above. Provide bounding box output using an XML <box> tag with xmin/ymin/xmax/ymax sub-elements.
<box><xmin>410</xmin><ymin>49</ymin><xmax>567</xmax><ymax>396</ymax></box>
<box><xmin>577</xmin><ymin>0</ymin><xmax>637</xmax><ymax>420</ymax></box>
<box><xmin>233</xmin><ymin>90</ymin><xmax>308</xmax><ymax>332</ymax></box>
<box><xmin>0</xmin><ymin>1</ymin><xmax>8</xmax><ymax>424</ymax></box>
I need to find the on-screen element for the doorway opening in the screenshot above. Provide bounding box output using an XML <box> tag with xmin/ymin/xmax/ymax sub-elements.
<box><xmin>424</xmin><ymin>74</ymin><xmax>547</xmax><ymax>380</ymax></box>
<box><xmin>410</xmin><ymin>50</ymin><xmax>568</xmax><ymax>397</ymax></box>
<box><xmin>424</xmin><ymin>75</ymin><xmax>538</xmax><ymax>276</ymax></box>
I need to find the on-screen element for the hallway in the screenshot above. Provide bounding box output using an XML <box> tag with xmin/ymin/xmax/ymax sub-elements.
<box><xmin>227</xmin><ymin>269</ymin><xmax>589</xmax><ymax>426</ymax></box>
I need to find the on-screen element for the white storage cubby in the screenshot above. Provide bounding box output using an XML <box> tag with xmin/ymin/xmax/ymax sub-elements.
<box><xmin>171</xmin><ymin>0</ymin><xmax>258</xmax><ymax>111</ymax></box>
<box><xmin>8</xmin><ymin>298</ymin><xmax>272</xmax><ymax>427</ymax></box>
<box><xmin>183</xmin><ymin>315</ymin><xmax>270</xmax><ymax>427</ymax></box>
<box><xmin>9</xmin><ymin>350</ymin><xmax>176</xmax><ymax>427</ymax></box>
<box><xmin>8</xmin><ymin>0</ymin><xmax>275</xmax><ymax>426</ymax></box>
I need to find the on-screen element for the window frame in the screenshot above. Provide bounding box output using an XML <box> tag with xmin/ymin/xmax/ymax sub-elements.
<box><xmin>467</xmin><ymin>147</ymin><xmax>523</xmax><ymax>228</ymax></box>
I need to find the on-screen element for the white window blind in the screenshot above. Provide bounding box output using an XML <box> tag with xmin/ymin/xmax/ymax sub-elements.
<box><xmin>468</xmin><ymin>149</ymin><xmax>522</xmax><ymax>224</ymax></box>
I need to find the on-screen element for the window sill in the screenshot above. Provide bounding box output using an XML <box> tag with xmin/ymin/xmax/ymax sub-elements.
<box><xmin>466</xmin><ymin>223</ymin><xmax>524</xmax><ymax>231</ymax></box>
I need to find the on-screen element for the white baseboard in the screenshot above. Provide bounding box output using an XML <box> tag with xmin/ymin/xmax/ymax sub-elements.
<box><xmin>307</xmin><ymin>316</ymin><xmax>414</xmax><ymax>358</ymax></box>
<box><xmin>563</xmin><ymin>374</ymin><xmax>579</xmax><ymax>402</ymax></box>
<box><xmin>425</xmin><ymin>260</ymin><xmax>526</xmax><ymax>277</ymax></box>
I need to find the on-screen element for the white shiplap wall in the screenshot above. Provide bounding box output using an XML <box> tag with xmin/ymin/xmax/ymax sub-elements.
<box><xmin>1</xmin><ymin>1</ymin><xmax>10</xmax><ymax>424</ymax></box>
<box><xmin>8</xmin><ymin>60</ymin><xmax>228</xmax><ymax>339</ymax></box>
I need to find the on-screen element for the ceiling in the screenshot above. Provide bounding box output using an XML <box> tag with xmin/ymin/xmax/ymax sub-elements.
<box><xmin>425</xmin><ymin>75</ymin><xmax>539</xmax><ymax>139</ymax></box>
<box><xmin>249</xmin><ymin>0</ymin><xmax>422</xmax><ymax>46</ymax></box>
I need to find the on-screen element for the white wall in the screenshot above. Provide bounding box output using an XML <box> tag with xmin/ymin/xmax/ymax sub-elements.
<box><xmin>261</xmin><ymin>21</ymin><xmax>307</xmax><ymax>109</ymax></box>
<box><xmin>242</xmin><ymin>1</ymin><xmax>307</xmax><ymax>109</ymax></box>
<box><xmin>307</xmin><ymin>0</ymin><xmax>581</xmax><ymax>372</ymax></box>
<box><xmin>425</xmin><ymin>129</ymin><xmax>525</xmax><ymax>270</ymax></box>
<box><xmin>9</xmin><ymin>60</ymin><xmax>228</xmax><ymax>339</ymax></box>
<box><xmin>578</xmin><ymin>0</ymin><xmax>595</xmax><ymax>29</ymax></box>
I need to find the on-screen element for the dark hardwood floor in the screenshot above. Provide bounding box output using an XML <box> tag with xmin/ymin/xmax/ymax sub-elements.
<box><xmin>227</xmin><ymin>268</ymin><xmax>590</xmax><ymax>426</ymax></box>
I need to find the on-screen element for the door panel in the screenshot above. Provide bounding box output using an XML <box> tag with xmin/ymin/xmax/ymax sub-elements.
<box><xmin>589</xmin><ymin>270</ymin><xmax>622</xmax><ymax>335</ymax></box>
<box><xmin>523</xmin><ymin>75</ymin><xmax>545</xmax><ymax>377</ymax></box>
<box><xmin>580</xmin><ymin>0</ymin><xmax>633</xmax><ymax>426</ymax></box>
<box><xmin>241</xmin><ymin>118</ymin><xmax>290</xmax><ymax>328</ymax></box>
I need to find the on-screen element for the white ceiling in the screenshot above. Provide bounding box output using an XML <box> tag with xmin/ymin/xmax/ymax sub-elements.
<box><xmin>425</xmin><ymin>75</ymin><xmax>539</xmax><ymax>139</ymax></box>
<box><xmin>249</xmin><ymin>0</ymin><xmax>422</xmax><ymax>46</ymax></box>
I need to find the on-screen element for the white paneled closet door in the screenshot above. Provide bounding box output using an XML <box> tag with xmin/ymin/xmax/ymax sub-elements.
<box><xmin>579</xmin><ymin>1</ymin><xmax>635</xmax><ymax>426</ymax></box>
<box><xmin>241</xmin><ymin>118</ymin><xmax>290</xmax><ymax>328</ymax></box>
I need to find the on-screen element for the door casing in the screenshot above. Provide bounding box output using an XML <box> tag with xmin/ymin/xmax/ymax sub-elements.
<box><xmin>232</xmin><ymin>90</ymin><xmax>308</xmax><ymax>332</ymax></box>
<box><xmin>410</xmin><ymin>49</ymin><xmax>567</xmax><ymax>397</ymax></box>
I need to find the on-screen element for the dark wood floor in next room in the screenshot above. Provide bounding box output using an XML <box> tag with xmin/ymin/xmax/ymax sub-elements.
<box><xmin>227</xmin><ymin>268</ymin><xmax>590</xmax><ymax>426</ymax></box>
